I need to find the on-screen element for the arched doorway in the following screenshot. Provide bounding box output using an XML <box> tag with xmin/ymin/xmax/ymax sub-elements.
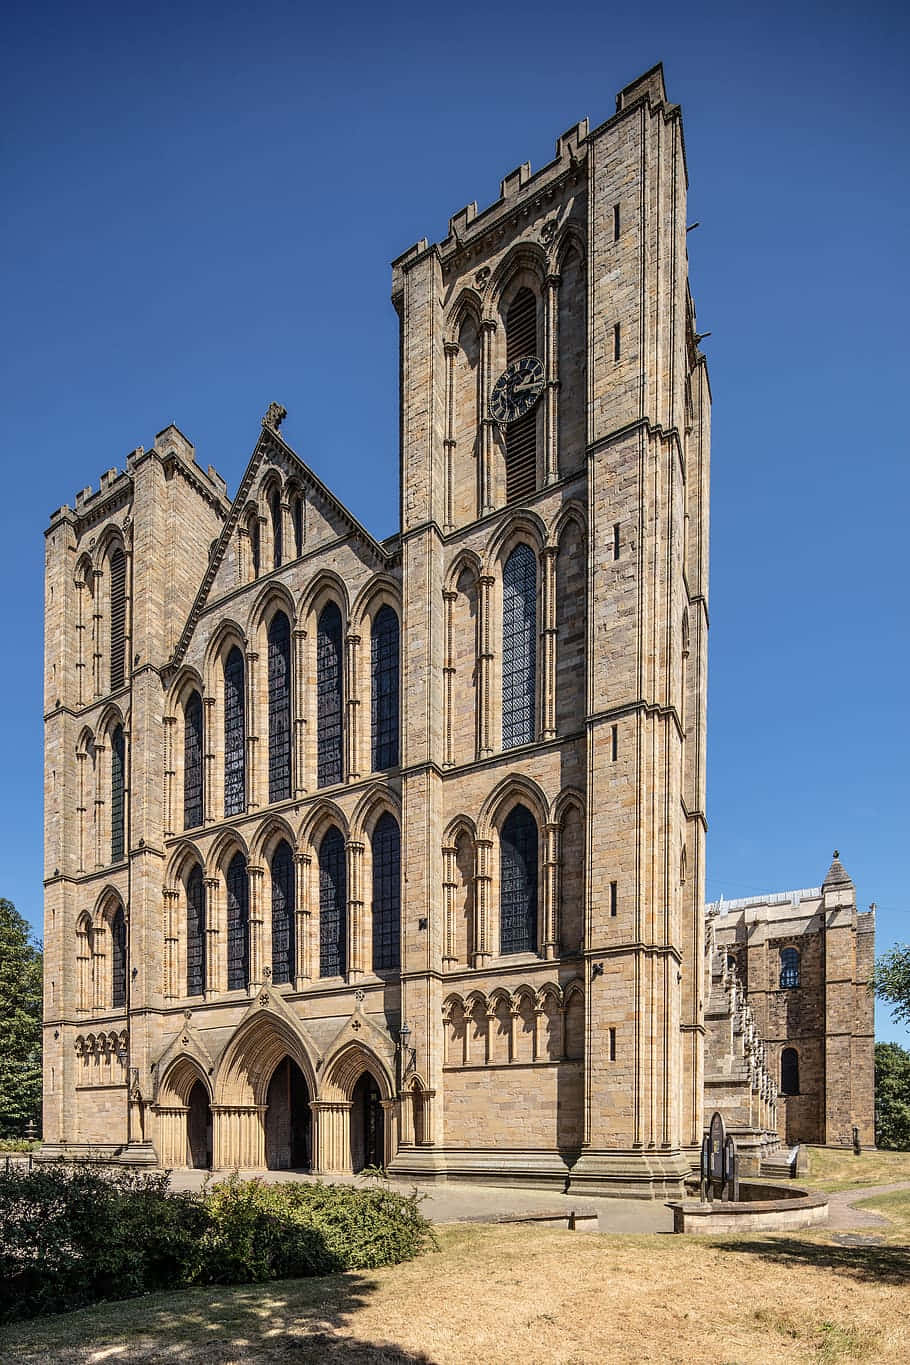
<box><xmin>187</xmin><ymin>1079</ymin><xmax>212</xmax><ymax>1169</ymax></box>
<box><xmin>265</xmin><ymin>1056</ymin><xmax>311</xmax><ymax>1170</ymax></box>
<box><xmin>350</xmin><ymin>1072</ymin><xmax>384</xmax><ymax>1172</ymax></box>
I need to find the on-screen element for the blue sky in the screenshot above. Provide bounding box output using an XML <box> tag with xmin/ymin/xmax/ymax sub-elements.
<box><xmin>2</xmin><ymin>1</ymin><xmax>908</xmax><ymax>1044</ymax></box>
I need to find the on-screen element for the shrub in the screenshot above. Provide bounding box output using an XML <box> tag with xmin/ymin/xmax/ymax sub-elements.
<box><xmin>0</xmin><ymin>1164</ymin><xmax>432</xmax><ymax>1323</ymax></box>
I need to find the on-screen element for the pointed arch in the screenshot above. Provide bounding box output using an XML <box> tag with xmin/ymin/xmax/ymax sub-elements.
<box><xmin>318</xmin><ymin>1039</ymin><xmax>395</xmax><ymax>1104</ymax></box>
<box><xmin>248</xmin><ymin>813</ymin><xmax>298</xmax><ymax>864</ymax></box>
<box><xmin>444</xmin><ymin>285</ymin><xmax>484</xmax><ymax>344</ymax></box>
<box><xmin>157</xmin><ymin>1052</ymin><xmax>212</xmax><ymax>1108</ymax></box>
<box><xmin>478</xmin><ymin>772</ymin><xmax>549</xmax><ymax>841</ymax></box>
<box><xmin>215</xmin><ymin>1006</ymin><xmax>318</xmax><ymax>1108</ymax></box>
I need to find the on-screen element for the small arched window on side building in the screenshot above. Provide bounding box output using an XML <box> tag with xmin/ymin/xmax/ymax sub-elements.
<box><xmin>500</xmin><ymin>804</ymin><xmax>538</xmax><ymax>955</ymax></box>
<box><xmin>780</xmin><ymin>1047</ymin><xmax>800</xmax><ymax>1095</ymax></box>
<box><xmin>779</xmin><ymin>946</ymin><xmax>800</xmax><ymax>989</ymax></box>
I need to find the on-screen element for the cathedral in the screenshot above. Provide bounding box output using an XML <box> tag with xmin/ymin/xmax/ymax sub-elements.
<box><xmin>42</xmin><ymin>64</ymin><xmax>713</xmax><ymax>1197</ymax></box>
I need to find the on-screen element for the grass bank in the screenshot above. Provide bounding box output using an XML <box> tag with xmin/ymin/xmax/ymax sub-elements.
<box><xmin>804</xmin><ymin>1146</ymin><xmax>910</xmax><ymax>1193</ymax></box>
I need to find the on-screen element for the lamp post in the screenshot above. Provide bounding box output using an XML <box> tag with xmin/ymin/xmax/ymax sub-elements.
<box><xmin>397</xmin><ymin>1022</ymin><xmax>416</xmax><ymax>1087</ymax></box>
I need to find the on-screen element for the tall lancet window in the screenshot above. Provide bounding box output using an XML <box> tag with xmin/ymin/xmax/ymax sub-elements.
<box><xmin>317</xmin><ymin>603</ymin><xmax>343</xmax><ymax>788</ymax></box>
<box><xmin>371</xmin><ymin>812</ymin><xmax>401</xmax><ymax>971</ymax></box>
<box><xmin>319</xmin><ymin>826</ymin><xmax>346</xmax><ymax>978</ymax></box>
<box><xmin>268</xmin><ymin>612</ymin><xmax>292</xmax><ymax>803</ymax></box>
<box><xmin>505</xmin><ymin>287</ymin><xmax>538</xmax><ymax>502</ymax></box>
<box><xmin>109</xmin><ymin>546</ymin><xmax>127</xmax><ymax>691</ymax></box>
<box><xmin>271</xmin><ymin>839</ymin><xmax>295</xmax><ymax>985</ymax></box>
<box><xmin>226</xmin><ymin>851</ymin><xmax>249</xmax><ymax>991</ymax></box>
<box><xmin>224</xmin><ymin>646</ymin><xmax>246</xmax><ymax>816</ymax></box>
<box><xmin>270</xmin><ymin>488</ymin><xmax>282</xmax><ymax>569</ymax></box>
<box><xmin>110</xmin><ymin>724</ymin><xmax>125</xmax><ymax>862</ymax></box>
<box><xmin>111</xmin><ymin>907</ymin><xmax>127</xmax><ymax>1009</ymax></box>
<box><xmin>183</xmin><ymin>691</ymin><xmax>203</xmax><ymax>829</ymax></box>
<box><xmin>186</xmin><ymin>864</ymin><xmax>206</xmax><ymax>997</ymax></box>
<box><xmin>500</xmin><ymin>804</ymin><xmax>538</xmax><ymax>955</ymax></box>
<box><xmin>502</xmin><ymin>543</ymin><xmax>536</xmax><ymax>749</ymax></box>
<box><xmin>371</xmin><ymin>605</ymin><xmax>399</xmax><ymax>771</ymax></box>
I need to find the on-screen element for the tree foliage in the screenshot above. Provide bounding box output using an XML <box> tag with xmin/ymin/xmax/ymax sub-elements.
<box><xmin>875</xmin><ymin>1041</ymin><xmax>910</xmax><ymax>1151</ymax></box>
<box><xmin>0</xmin><ymin>898</ymin><xmax>42</xmax><ymax>1138</ymax></box>
<box><xmin>872</xmin><ymin>943</ymin><xmax>910</xmax><ymax>1027</ymax></box>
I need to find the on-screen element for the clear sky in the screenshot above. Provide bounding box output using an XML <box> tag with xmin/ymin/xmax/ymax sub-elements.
<box><xmin>2</xmin><ymin>1</ymin><xmax>908</xmax><ymax>1044</ymax></box>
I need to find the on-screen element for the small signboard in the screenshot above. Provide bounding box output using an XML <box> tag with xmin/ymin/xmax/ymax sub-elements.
<box><xmin>708</xmin><ymin>1111</ymin><xmax>725</xmax><ymax>1183</ymax></box>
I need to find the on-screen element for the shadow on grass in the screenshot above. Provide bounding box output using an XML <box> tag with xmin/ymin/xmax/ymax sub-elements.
<box><xmin>719</xmin><ymin>1235</ymin><xmax>910</xmax><ymax>1286</ymax></box>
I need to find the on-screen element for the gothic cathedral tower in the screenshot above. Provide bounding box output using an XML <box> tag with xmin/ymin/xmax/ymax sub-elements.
<box><xmin>391</xmin><ymin>64</ymin><xmax>709</xmax><ymax>1193</ymax></box>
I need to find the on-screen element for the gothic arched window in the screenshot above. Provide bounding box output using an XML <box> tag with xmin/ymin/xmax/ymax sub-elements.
<box><xmin>319</xmin><ymin>826</ymin><xmax>346</xmax><ymax>978</ymax></box>
<box><xmin>183</xmin><ymin>691</ymin><xmax>204</xmax><ymax>829</ymax></box>
<box><xmin>111</xmin><ymin>907</ymin><xmax>127</xmax><ymax>1009</ymax></box>
<box><xmin>505</xmin><ymin>287</ymin><xmax>538</xmax><ymax>502</ymax></box>
<box><xmin>371</xmin><ymin>605</ymin><xmax>400</xmax><ymax>771</ymax></box>
<box><xmin>781</xmin><ymin>1047</ymin><xmax>800</xmax><ymax>1095</ymax></box>
<box><xmin>224</xmin><ymin>646</ymin><xmax>246</xmax><ymax>816</ymax></box>
<box><xmin>109</xmin><ymin>546</ymin><xmax>127</xmax><ymax>691</ymax></box>
<box><xmin>270</xmin><ymin>488</ymin><xmax>282</xmax><ymax>570</ymax></box>
<box><xmin>271</xmin><ymin>839</ymin><xmax>295</xmax><ymax>985</ymax></box>
<box><xmin>317</xmin><ymin>603</ymin><xmax>343</xmax><ymax>788</ymax></box>
<box><xmin>226</xmin><ymin>851</ymin><xmax>249</xmax><ymax>991</ymax></box>
<box><xmin>780</xmin><ymin>947</ymin><xmax>800</xmax><ymax>989</ymax></box>
<box><xmin>502</xmin><ymin>543</ymin><xmax>537</xmax><ymax>749</ymax></box>
<box><xmin>371</xmin><ymin>812</ymin><xmax>400</xmax><ymax>971</ymax></box>
<box><xmin>110</xmin><ymin>724</ymin><xmax>125</xmax><ymax>862</ymax></box>
<box><xmin>292</xmin><ymin>494</ymin><xmax>304</xmax><ymax>559</ymax></box>
<box><xmin>248</xmin><ymin>512</ymin><xmax>261</xmax><ymax>579</ymax></box>
<box><xmin>500</xmin><ymin>804</ymin><xmax>538</xmax><ymax>955</ymax></box>
<box><xmin>76</xmin><ymin>914</ymin><xmax>93</xmax><ymax>1012</ymax></box>
<box><xmin>268</xmin><ymin>612</ymin><xmax>292</xmax><ymax>803</ymax></box>
<box><xmin>186</xmin><ymin>864</ymin><xmax>206</xmax><ymax>997</ymax></box>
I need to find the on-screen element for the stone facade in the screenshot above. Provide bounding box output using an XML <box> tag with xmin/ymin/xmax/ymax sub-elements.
<box><xmin>707</xmin><ymin>855</ymin><xmax>875</xmax><ymax>1148</ymax></box>
<box><xmin>42</xmin><ymin>65</ymin><xmax>713</xmax><ymax>1196</ymax></box>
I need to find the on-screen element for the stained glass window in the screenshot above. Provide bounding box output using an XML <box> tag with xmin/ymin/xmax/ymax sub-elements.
<box><xmin>109</xmin><ymin>547</ymin><xmax>127</xmax><ymax>691</ymax></box>
<box><xmin>249</xmin><ymin>515</ymin><xmax>260</xmax><ymax>578</ymax></box>
<box><xmin>224</xmin><ymin>646</ymin><xmax>246</xmax><ymax>816</ymax></box>
<box><xmin>505</xmin><ymin>288</ymin><xmax>538</xmax><ymax>502</ymax></box>
<box><xmin>317</xmin><ymin>603</ymin><xmax>343</xmax><ymax>788</ymax></box>
<box><xmin>268</xmin><ymin>612</ymin><xmax>292</xmax><ymax>803</ymax></box>
<box><xmin>779</xmin><ymin>947</ymin><xmax>800</xmax><ymax>989</ymax></box>
<box><xmin>292</xmin><ymin>495</ymin><xmax>303</xmax><ymax>558</ymax></box>
<box><xmin>186</xmin><ymin>864</ymin><xmax>206</xmax><ymax>997</ymax></box>
<box><xmin>780</xmin><ymin>1047</ymin><xmax>799</xmax><ymax>1095</ymax></box>
<box><xmin>371</xmin><ymin>812</ymin><xmax>400</xmax><ymax>971</ymax></box>
<box><xmin>500</xmin><ymin>804</ymin><xmax>538</xmax><ymax>955</ymax></box>
<box><xmin>319</xmin><ymin>827</ymin><xmax>346</xmax><ymax>978</ymax></box>
<box><xmin>110</xmin><ymin>724</ymin><xmax>125</xmax><ymax>862</ymax></box>
<box><xmin>111</xmin><ymin>907</ymin><xmax>127</xmax><ymax>1009</ymax></box>
<box><xmin>371</xmin><ymin>606</ymin><xmax>399</xmax><ymax>770</ymax></box>
<box><xmin>183</xmin><ymin>691</ymin><xmax>203</xmax><ymax>829</ymax></box>
<box><xmin>226</xmin><ymin>851</ymin><xmax>249</xmax><ymax>991</ymax></box>
<box><xmin>270</xmin><ymin>488</ymin><xmax>282</xmax><ymax>569</ymax></box>
<box><xmin>271</xmin><ymin>839</ymin><xmax>295</xmax><ymax>985</ymax></box>
<box><xmin>502</xmin><ymin>544</ymin><xmax>536</xmax><ymax>749</ymax></box>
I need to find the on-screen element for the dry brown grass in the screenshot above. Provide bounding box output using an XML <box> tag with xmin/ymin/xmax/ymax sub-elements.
<box><xmin>1</xmin><ymin>1220</ymin><xmax>908</xmax><ymax>1365</ymax></box>
<box><xmin>804</xmin><ymin>1147</ymin><xmax>910</xmax><ymax>1193</ymax></box>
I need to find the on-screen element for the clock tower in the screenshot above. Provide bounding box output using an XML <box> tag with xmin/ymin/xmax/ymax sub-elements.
<box><xmin>390</xmin><ymin>62</ymin><xmax>710</xmax><ymax>1193</ymax></box>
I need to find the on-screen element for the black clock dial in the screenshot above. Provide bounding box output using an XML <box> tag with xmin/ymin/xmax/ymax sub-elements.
<box><xmin>489</xmin><ymin>355</ymin><xmax>546</xmax><ymax>424</ymax></box>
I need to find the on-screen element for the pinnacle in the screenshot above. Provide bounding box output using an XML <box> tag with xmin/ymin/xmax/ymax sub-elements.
<box><xmin>822</xmin><ymin>849</ymin><xmax>853</xmax><ymax>889</ymax></box>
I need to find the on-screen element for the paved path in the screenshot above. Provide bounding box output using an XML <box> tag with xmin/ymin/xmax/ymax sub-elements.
<box><xmin>823</xmin><ymin>1179</ymin><xmax>910</xmax><ymax>1230</ymax></box>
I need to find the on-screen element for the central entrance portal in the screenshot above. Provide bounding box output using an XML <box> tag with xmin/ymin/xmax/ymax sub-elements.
<box><xmin>350</xmin><ymin>1072</ymin><xmax>384</xmax><ymax>1172</ymax></box>
<box><xmin>265</xmin><ymin>1057</ymin><xmax>311</xmax><ymax>1170</ymax></box>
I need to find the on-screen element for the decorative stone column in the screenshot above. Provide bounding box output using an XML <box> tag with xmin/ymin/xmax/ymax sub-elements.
<box><xmin>163</xmin><ymin>714</ymin><xmax>176</xmax><ymax>837</ymax></box>
<box><xmin>92</xmin><ymin>565</ymin><xmax>103</xmax><ymax>697</ymax></box>
<box><xmin>203</xmin><ymin>696</ymin><xmax>216</xmax><ymax>824</ymax></box>
<box><xmin>280</xmin><ymin>499</ymin><xmax>294</xmax><ymax>565</ymax></box>
<box><xmin>237</xmin><ymin>524</ymin><xmax>250</xmax><ymax>585</ymax></box>
<box><xmin>294</xmin><ymin>851</ymin><xmax>311</xmax><ymax>986</ymax></box>
<box><xmin>473</xmin><ymin>837</ymin><xmax>493</xmax><ymax>965</ymax></box>
<box><xmin>245</xmin><ymin>648</ymin><xmax>259</xmax><ymax>809</ymax></box>
<box><xmin>204</xmin><ymin>876</ymin><xmax>220</xmax><ymax>995</ymax></box>
<box><xmin>91</xmin><ymin>920</ymin><xmax>108</xmax><ymax>1012</ymax></box>
<box><xmin>442</xmin><ymin>590</ymin><xmax>456</xmax><ymax>768</ymax></box>
<box><xmin>212</xmin><ymin>1104</ymin><xmax>266</xmax><ymax>1169</ymax></box>
<box><xmin>247</xmin><ymin>863</ymin><xmax>265</xmax><ymax>988</ymax></box>
<box><xmin>76</xmin><ymin>749</ymin><xmax>88</xmax><ymax>873</ymax></box>
<box><xmin>122</xmin><ymin>527</ymin><xmax>133</xmax><ymax>683</ymax></box>
<box><xmin>533</xmin><ymin>1004</ymin><xmax>545</xmax><ymax>1061</ymax></box>
<box><xmin>418</xmin><ymin>1090</ymin><xmax>436</xmax><ymax>1145</ymax></box>
<box><xmin>544</xmin><ymin>272</ymin><xmax>560</xmax><ymax>485</ymax></box>
<box><xmin>345</xmin><ymin>633</ymin><xmax>361</xmax><ymax>781</ymax></box>
<box><xmin>381</xmin><ymin>1098</ymin><xmax>398</xmax><ymax>1166</ymax></box>
<box><xmin>346</xmin><ymin>840</ymin><xmax>365</xmax><ymax>979</ymax></box>
<box><xmin>540</xmin><ymin>547</ymin><xmax>558</xmax><ymax>740</ymax></box>
<box><xmin>156</xmin><ymin>1106</ymin><xmax>189</xmax><ymax>1168</ymax></box>
<box><xmin>443</xmin><ymin>340</ymin><xmax>459</xmax><ymax>533</ymax></box>
<box><xmin>292</xmin><ymin>627</ymin><xmax>307</xmax><ymax>796</ymax></box>
<box><xmin>93</xmin><ymin>739</ymin><xmax>106</xmax><ymax>869</ymax></box>
<box><xmin>311</xmin><ymin>1100</ymin><xmax>353</xmax><ymax>1174</ymax></box>
<box><xmin>484</xmin><ymin>1006</ymin><xmax>496</xmax><ymax>1065</ymax></box>
<box><xmin>476</xmin><ymin>575</ymin><xmax>495</xmax><ymax>758</ymax></box>
<box><xmin>542</xmin><ymin>822</ymin><xmax>560</xmax><ymax>960</ymax></box>
<box><xmin>75</xmin><ymin>575</ymin><xmax>87</xmax><ymax>706</ymax></box>
<box><xmin>479</xmin><ymin>319</ymin><xmax>497</xmax><ymax>514</ymax></box>
<box><xmin>163</xmin><ymin>888</ymin><xmax>179</xmax><ymax>999</ymax></box>
<box><xmin>442</xmin><ymin>842</ymin><xmax>458</xmax><ymax>968</ymax></box>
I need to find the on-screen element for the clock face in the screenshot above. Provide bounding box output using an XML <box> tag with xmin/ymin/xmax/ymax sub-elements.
<box><xmin>489</xmin><ymin>356</ymin><xmax>546</xmax><ymax>424</ymax></box>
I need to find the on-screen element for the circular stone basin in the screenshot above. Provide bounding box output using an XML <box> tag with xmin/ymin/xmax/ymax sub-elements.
<box><xmin>666</xmin><ymin>1180</ymin><xmax>828</xmax><ymax>1235</ymax></box>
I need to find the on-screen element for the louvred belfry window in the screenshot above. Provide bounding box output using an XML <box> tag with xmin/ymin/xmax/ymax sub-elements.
<box><xmin>371</xmin><ymin>812</ymin><xmax>400</xmax><ymax>971</ymax></box>
<box><xmin>186</xmin><ymin>864</ymin><xmax>206</xmax><ymax>997</ymax></box>
<box><xmin>505</xmin><ymin>288</ymin><xmax>538</xmax><ymax>503</ymax></box>
<box><xmin>371</xmin><ymin>605</ymin><xmax>400</xmax><ymax>771</ymax></box>
<box><xmin>224</xmin><ymin>647</ymin><xmax>246</xmax><ymax>816</ymax></box>
<box><xmin>268</xmin><ymin>612</ymin><xmax>292</xmax><ymax>803</ymax></box>
<box><xmin>110</xmin><ymin>724</ymin><xmax>125</xmax><ymax>862</ymax></box>
<box><xmin>111</xmin><ymin>907</ymin><xmax>127</xmax><ymax>1009</ymax></box>
<box><xmin>109</xmin><ymin>547</ymin><xmax>127</xmax><ymax>691</ymax></box>
<box><xmin>500</xmin><ymin>804</ymin><xmax>538</xmax><ymax>955</ymax></box>
<box><xmin>502</xmin><ymin>543</ymin><xmax>537</xmax><ymax>749</ymax></box>
<box><xmin>317</xmin><ymin>603</ymin><xmax>343</xmax><ymax>788</ymax></box>
<box><xmin>319</xmin><ymin>826</ymin><xmax>346</xmax><ymax>978</ymax></box>
<box><xmin>271</xmin><ymin>839</ymin><xmax>295</xmax><ymax>985</ymax></box>
<box><xmin>183</xmin><ymin>692</ymin><xmax>203</xmax><ymax>829</ymax></box>
<box><xmin>226</xmin><ymin>851</ymin><xmax>249</xmax><ymax>991</ymax></box>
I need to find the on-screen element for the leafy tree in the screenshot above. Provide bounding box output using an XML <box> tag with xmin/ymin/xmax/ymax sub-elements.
<box><xmin>875</xmin><ymin>1042</ymin><xmax>910</xmax><ymax>1151</ymax></box>
<box><xmin>872</xmin><ymin>943</ymin><xmax>910</xmax><ymax>1027</ymax></box>
<box><xmin>0</xmin><ymin>899</ymin><xmax>42</xmax><ymax>1138</ymax></box>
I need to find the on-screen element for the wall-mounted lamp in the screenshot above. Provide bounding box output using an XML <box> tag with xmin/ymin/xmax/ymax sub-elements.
<box><xmin>397</xmin><ymin>1021</ymin><xmax>416</xmax><ymax>1083</ymax></box>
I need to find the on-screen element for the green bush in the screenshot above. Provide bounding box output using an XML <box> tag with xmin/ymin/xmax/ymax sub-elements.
<box><xmin>0</xmin><ymin>1139</ymin><xmax>39</xmax><ymax>1153</ymax></box>
<box><xmin>0</xmin><ymin>1164</ymin><xmax>432</xmax><ymax>1323</ymax></box>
